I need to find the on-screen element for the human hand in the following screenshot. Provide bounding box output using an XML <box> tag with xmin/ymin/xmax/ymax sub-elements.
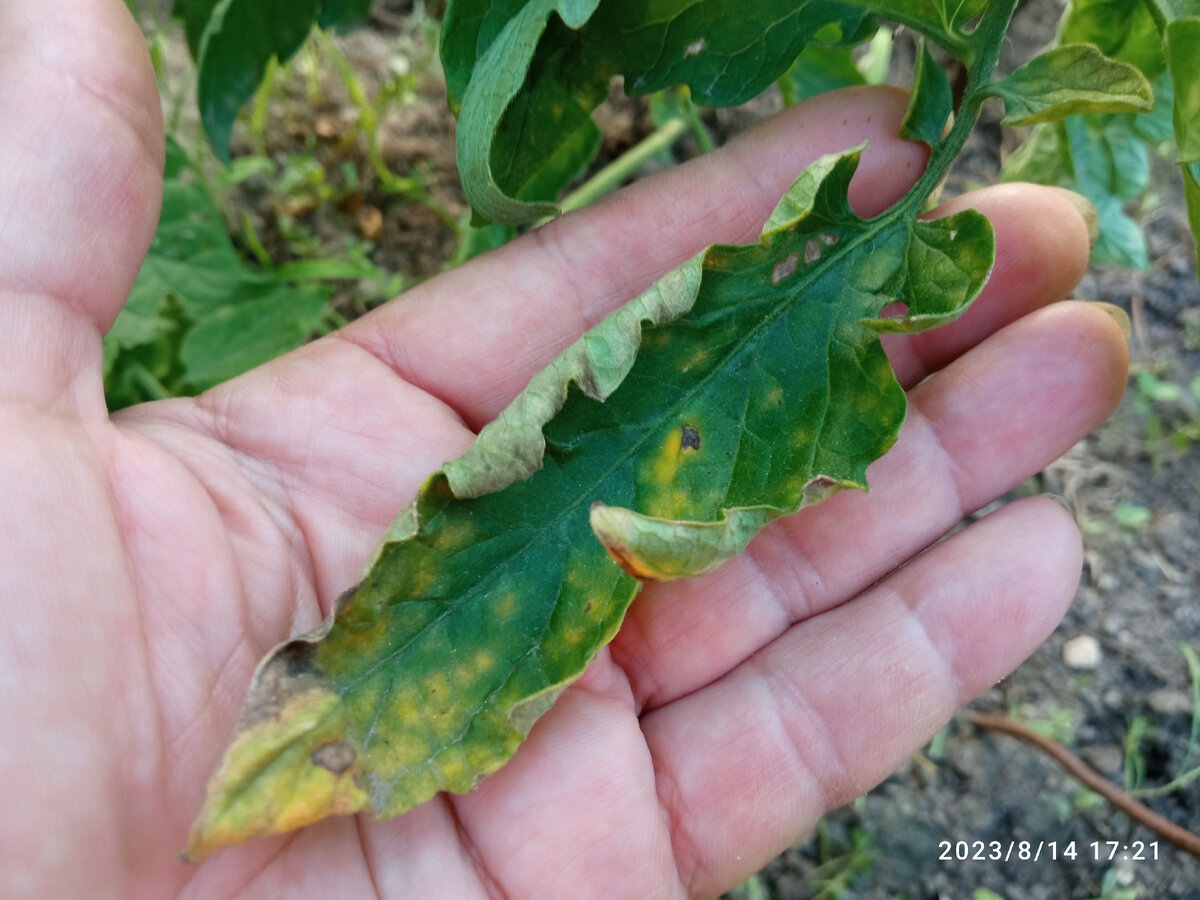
<box><xmin>0</xmin><ymin>1</ymin><xmax>1127</xmax><ymax>897</ymax></box>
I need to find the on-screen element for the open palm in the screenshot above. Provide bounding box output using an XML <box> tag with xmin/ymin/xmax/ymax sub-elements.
<box><xmin>0</xmin><ymin>1</ymin><xmax>1128</xmax><ymax>898</ymax></box>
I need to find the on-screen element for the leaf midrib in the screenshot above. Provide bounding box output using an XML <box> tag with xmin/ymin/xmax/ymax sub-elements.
<box><xmin>335</xmin><ymin>213</ymin><xmax>896</xmax><ymax>711</ymax></box>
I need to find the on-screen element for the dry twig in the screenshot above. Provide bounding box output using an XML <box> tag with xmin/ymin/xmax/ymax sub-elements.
<box><xmin>966</xmin><ymin>710</ymin><xmax>1200</xmax><ymax>859</ymax></box>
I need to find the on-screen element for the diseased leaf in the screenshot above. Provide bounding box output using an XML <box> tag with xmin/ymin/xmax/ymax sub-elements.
<box><xmin>186</xmin><ymin>144</ymin><xmax>995</xmax><ymax>860</ymax></box>
<box><xmin>188</xmin><ymin>0</ymin><xmax>1026</xmax><ymax>858</ymax></box>
<box><xmin>982</xmin><ymin>44</ymin><xmax>1153</xmax><ymax>125</ymax></box>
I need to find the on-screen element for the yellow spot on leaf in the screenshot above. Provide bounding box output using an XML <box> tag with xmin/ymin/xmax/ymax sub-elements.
<box><xmin>390</xmin><ymin>729</ymin><xmax>436</xmax><ymax>768</ymax></box>
<box><xmin>437</xmin><ymin>520</ymin><xmax>474</xmax><ymax>551</ymax></box>
<box><xmin>408</xmin><ymin>564</ymin><xmax>436</xmax><ymax>597</ymax></box>
<box><xmin>424</xmin><ymin>671</ymin><xmax>450</xmax><ymax>699</ymax></box>
<box><xmin>434</xmin><ymin>744</ymin><xmax>472</xmax><ymax>790</ymax></box>
<box><xmin>388</xmin><ymin>683</ymin><xmax>427</xmax><ymax>730</ymax></box>
<box><xmin>680</xmin><ymin>349</ymin><xmax>709</xmax><ymax>373</ymax></box>
<box><xmin>491</xmin><ymin>592</ymin><xmax>518</xmax><ymax>621</ymax></box>
<box><xmin>649</xmin><ymin>427</ymin><xmax>684</xmax><ymax>485</ymax></box>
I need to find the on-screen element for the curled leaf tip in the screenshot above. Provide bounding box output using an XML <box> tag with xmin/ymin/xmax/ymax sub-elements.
<box><xmin>590</xmin><ymin>502</ymin><xmax>774</xmax><ymax>581</ymax></box>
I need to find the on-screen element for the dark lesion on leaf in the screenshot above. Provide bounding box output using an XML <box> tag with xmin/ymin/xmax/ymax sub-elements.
<box><xmin>680</xmin><ymin>424</ymin><xmax>701</xmax><ymax>452</ymax></box>
<box><xmin>310</xmin><ymin>740</ymin><xmax>357</xmax><ymax>776</ymax></box>
<box><xmin>237</xmin><ymin>642</ymin><xmax>322</xmax><ymax>729</ymax></box>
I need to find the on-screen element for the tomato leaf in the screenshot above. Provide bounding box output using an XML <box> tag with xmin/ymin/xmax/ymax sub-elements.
<box><xmin>1165</xmin><ymin>17</ymin><xmax>1200</xmax><ymax>162</ymax></box>
<box><xmin>185</xmin><ymin>142</ymin><xmax>995</xmax><ymax>860</ymax></box>
<box><xmin>318</xmin><ymin>0</ymin><xmax>373</xmax><ymax>31</ymax></box>
<box><xmin>1060</xmin><ymin>0</ymin><xmax>1167</xmax><ymax>78</ymax></box>
<box><xmin>982</xmin><ymin>44</ymin><xmax>1153</xmax><ymax>125</ymax></box>
<box><xmin>900</xmin><ymin>41</ymin><xmax>954</xmax><ymax>148</ymax></box>
<box><xmin>193</xmin><ymin>0</ymin><xmax>320</xmax><ymax>162</ymax></box>
<box><xmin>1184</xmin><ymin>161</ymin><xmax>1200</xmax><ymax>262</ymax></box>
<box><xmin>447</xmin><ymin>0</ymin><xmax>994</xmax><ymax>224</ymax></box>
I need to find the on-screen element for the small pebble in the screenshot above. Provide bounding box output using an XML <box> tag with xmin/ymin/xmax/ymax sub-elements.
<box><xmin>1063</xmin><ymin>635</ymin><xmax>1102</xmax><ymax>669</ymax></box>
<box><xmin>1080</xmin><ymin>743</ymin><xmax>1124</xmax><ymax>775</ymax></box>
<box><xmin>1147</xmin><ymin>688</ymin><xmax>1193</xmax><ymax>716</ymax></box>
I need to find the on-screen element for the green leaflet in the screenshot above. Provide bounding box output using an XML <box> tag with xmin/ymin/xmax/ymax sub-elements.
<box><xmin>1166</xmin><ymin>18</ymin><xmax>1200</xmax><ymax>162</ymax></box>
<box><xmin>982</xmin><ymin>44</ymin><xmax>1153</xmax><ymax>126</ymax></box>
<box><xmin>317</xmin><ymin>0</ymin><xmax>373</xmax><ymax>31</ymax></box>
<box><xmin>450</xmin><ymin>0</ymin><xmax>606</xmax><ymax>223</ymax></box>
<box><xmin>445</xmin><ymin>0</ymin><xmax>989</xmax><ymax>224</ymax></box>
<box><xmin>1000</xmin><ymin>116</ymin><xmax>1151</xmax><ymax>268</ymax></box>
<box><xmin>900</xmin><ymin>41</ymin><xmax>953</xmax><ymax>148</ymax></box>
<box><xmin>185</xmin><ymin>144</ymin><xmax>995</xmax><ymax>859</ymax></box>
<box><xmin>183</xmin><ymin>0</ymin><xmax>367</xmax><ymax>162</ymax></box>
<box><xmin>1151</xmin><ymin>4</ymin><xmax>1200</xmax><ymax>272</ymax></box>
<box><xmin>193</xmin><ymin>0</ymin><xmax>320</xmax><ymax>162</ymax></box>
<box><xmin>996</xmin><ymin>0</ymin><xmax>1198</xmax><ymax>272</ymax></box>
<box><xmin>1060</xmin><ymin>0</ymin><xmax>1167</xmax><ymax>78</ymax></box>
<box><xmin>1184</xmin><ymin>161</ymin><xmax>1200</xmax><ymax>262</ymax></box>
<box><xmin>777</xmin><ymin>43</ymin><xmax>868</xmax><ymax>106</ymax></box>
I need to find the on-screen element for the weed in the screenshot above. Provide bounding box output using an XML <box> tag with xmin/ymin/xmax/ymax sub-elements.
<box><xmin>1127</xmin><ymin>365</ymin><xmax>1200</xmax><ymax>471</ymax></box>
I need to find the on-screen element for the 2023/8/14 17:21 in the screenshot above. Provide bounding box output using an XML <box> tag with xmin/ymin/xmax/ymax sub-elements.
<box><xmin>938</xmin><ymin>840</ymin><xmax>1160</xmax><ymax>862</ymax></box>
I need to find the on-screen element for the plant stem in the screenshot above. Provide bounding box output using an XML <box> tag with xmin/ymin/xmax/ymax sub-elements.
<box><xmin>127</xmin><ymin>362</ymin><xmax>170</xmax><ymax>402</ymax></box>
<box><xmin>888</xmin><ymin>0</ymin><xmax>1019</xmax><ymax>222</ymax></box>
<box><xmin>250</xmin><ymin>57</ymin><xmax>277</xmax><ymax>155</ymax></box>
<box><xmin>676</xmin><ymin>91</ymin><xmax>716</xmax><ymax>154</ymax></box>
<box><xmin>553</xmin><ymin>117</ymin><xmax>689</xmax><ymax>219</ymax></box>
<box><xmin>240</xmin><ymin>211</ymin><xmax>274</xmax><ymax>267</ymax></box>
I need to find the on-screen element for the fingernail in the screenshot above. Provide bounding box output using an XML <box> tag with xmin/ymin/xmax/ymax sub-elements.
<box><xmin>1090</xmin><ymin>301</ymin><xmax>1131</xmax><ymax>341</ymax></box>
<box><xmin>1049</xmin><ymin>187</ymin><xmax>1099</xmax><ymax>248</ymax></box>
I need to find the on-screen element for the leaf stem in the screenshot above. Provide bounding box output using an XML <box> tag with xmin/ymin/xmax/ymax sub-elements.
<box><xmin>240</xmin><ymin>211</ymin><xmax>274</xmax><ymax>267</ymax></box>
<box><xmin>552</xmin><ymin>117</ymin><xmax>689</xmax><ymax>219</ymax></box>
<box><xmin>889</xmin><ymin>0</ymin><xmax>1019</xmax><ymax>221</ymax></box>
<box><xmin>126</xmin><ymin>362</ymin><xmax>170</xmax><ymax>402</ymax></box>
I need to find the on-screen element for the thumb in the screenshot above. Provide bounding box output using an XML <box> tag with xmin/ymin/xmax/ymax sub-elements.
<box><xmin>0</xmin><ymin>0</ymin><xmax>163</xmax><ymax>411</ymax></box>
